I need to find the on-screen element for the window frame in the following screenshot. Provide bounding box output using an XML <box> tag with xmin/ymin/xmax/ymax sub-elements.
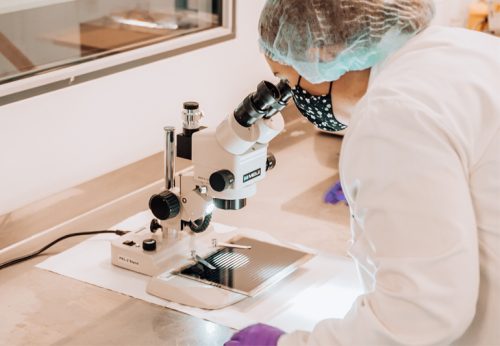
<box><xmin>0</xmin><ymin>0</ymin><xmax>236</xmax><ymax>106</ymax></box>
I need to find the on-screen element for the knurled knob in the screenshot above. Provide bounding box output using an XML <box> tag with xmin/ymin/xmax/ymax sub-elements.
<box><xmin>142</xmin><ymin>238</ymin><xmax>157</xmax><ymax>252</ymax></box>
<box><xmin>183</xmin><ymin>101</ymin><xmax>199</xmax><ymax>110</ymax></box>
<box><xmin>209</xmin><ymin>170</ymin><xmax>235</xmax><ymax>192</ymax></box>
<box><xmin>266</xmin><ymin>153</ymin><xmax>277</xmax><ymax>171</ymax></box>
<box><xmin>149</xmin><ymin>191</ymin><xmax>180</xmax><ymax>220</ymax></box>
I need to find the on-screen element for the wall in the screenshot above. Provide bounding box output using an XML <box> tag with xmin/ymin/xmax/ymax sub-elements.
<box><xmin>0</xmin><ymin>0</ymin><xmax>474</xmax><ymax>215</ymax></box>
<box><xmin>0</xmin><ymin>0</ymin><xmax>270</xmax><ymax>215</ymax></box>
<box><xmin>434</xmin><ymin>0</ymin><xmax>474</xmax><ymax>26</ymax></box>
<box><xmin>0</xmin><ymin>0</ymin><xmax>74</xmax><ymax>14</ymax></box>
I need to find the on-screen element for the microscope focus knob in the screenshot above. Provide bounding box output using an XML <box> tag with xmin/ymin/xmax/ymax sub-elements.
<box><xmin>209</xmin><ymin>170</ymin><xmax>235</xmax><ymax>192</ymax></box>
<box><xmin>149</xmin><ymin>191</ymin><xmax>181</xmax><ymax>220</ymax></box>
<box><xmin>266</xmin><ymin>153</ymin><xmax>277</xmax><ymax>171</ymax></box>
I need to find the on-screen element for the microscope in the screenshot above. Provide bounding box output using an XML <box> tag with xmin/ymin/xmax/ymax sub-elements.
<box><xmin>110</xmin><ymin>80</ymin><xmax>311</xmax><ymax>309</ymax></box>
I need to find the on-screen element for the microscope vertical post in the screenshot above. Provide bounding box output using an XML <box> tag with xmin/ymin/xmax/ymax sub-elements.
<box><xmin>164</xmin><ymin>126</ymin><xmax>176</xmax><ymax>190</ymax></box>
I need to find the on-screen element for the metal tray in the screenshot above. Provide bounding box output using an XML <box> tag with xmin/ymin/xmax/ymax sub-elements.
<box><xmin>174</xmin><ymin>236</ymin><xmax>313</xmax><ymax>297</ymax></box>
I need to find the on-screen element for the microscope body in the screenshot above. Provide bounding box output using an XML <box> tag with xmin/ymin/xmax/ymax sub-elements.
<box><xmin>192</xmin><ymin>128</ymin><xmax>265</xmax><ymax>205</ymax></box>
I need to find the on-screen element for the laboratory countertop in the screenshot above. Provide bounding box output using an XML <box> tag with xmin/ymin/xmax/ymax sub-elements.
<box><xmin>0</xmin><ymin>119</ymin><xmax>350</xmax><ymax>346</ymax></box>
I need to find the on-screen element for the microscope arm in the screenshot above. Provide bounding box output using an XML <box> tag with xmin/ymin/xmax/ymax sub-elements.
<box><xmin>149</xmin><ymin>80</ymin><xmax>293</xmax><ymax>237</ymax></box>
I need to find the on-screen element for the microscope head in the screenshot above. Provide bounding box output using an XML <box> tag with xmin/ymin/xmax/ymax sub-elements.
<box><xmin>192</xmin><ymin>80</ymin><xmax>292</xmax><ymax>211</ymax></box>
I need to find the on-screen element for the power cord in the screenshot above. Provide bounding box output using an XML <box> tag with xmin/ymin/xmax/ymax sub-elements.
<box><xmin>0</xmin><ymin>230</ymin><xmax>129</xmax><ymax>271</ymax></box>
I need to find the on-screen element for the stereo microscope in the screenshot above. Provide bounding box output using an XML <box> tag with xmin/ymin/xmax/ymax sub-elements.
<box><xmin>110</xmin><ymin>80</ymin><xmax>312</xmax><ymax>309</ymax></box>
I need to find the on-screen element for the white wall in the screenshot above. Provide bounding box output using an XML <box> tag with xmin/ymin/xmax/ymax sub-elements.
<box><xmin>0</xmin><ymin>0</ymin><xmax>74</xmax><ymax>14</ymax></box>
<box><xmin>0</xmin><ymin>0</ymin><xmax>270</xmax><ymax>215</ymax></box>
<box><xmin>433</xmin><ymin>0</ymin><xmax>474</xmax><ymax>26</ymax></box>
<box><xmin>0</xmin><ymin>0</ymin><xmax>473</xmax><ymax>215</ymax></box>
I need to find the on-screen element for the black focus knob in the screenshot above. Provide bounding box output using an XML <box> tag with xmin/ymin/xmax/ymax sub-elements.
<box><xmin>209</xmin><ymin>170</ymin><xmax>235</xmax><ymax>192</ymax></box>
<box><xmin>266</xmin><ymin>153</ymin><xmax>277</xmax><ymax>171</ymax></box>
<box><xmin>183</xmin><ymin>101</ymin><xmax>199</xmax><ymax>110</ymax></box>
<box><xmin>142</xmin><ymin>238</ymin><xmax>157</xmax><ymax>252</ymax></box>
<box><xmin>149</xmin><ymin>191</ymin><xmax>180</xmax><ymax>220</ymax></box>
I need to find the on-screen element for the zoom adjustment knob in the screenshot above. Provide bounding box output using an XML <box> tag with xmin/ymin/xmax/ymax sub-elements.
<box><xmin>149</xmin><ymin>191</ymin><xmax>180</xmax><ymax>220</ymax></box>
<box><xmin>209</xmin><ymin>170</ymin><xmax>235</xmax><ymax>192</ymax></box>
<box><xmin>266</xmin><ymin>153</ymin><xmax>277</xmax><ymax>171</ymax></box>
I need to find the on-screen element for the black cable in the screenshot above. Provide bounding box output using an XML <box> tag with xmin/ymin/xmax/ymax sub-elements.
<box><xmin>0</xmin><ymin>230</ymin><xmax>129</xmax><ymax>271</ymax></box>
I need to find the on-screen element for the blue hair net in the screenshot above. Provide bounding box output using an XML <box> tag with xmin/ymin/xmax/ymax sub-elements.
<box><xmin>259</xmin><ymin>0</ymin><xmax>435</xmax><ymax>83</ymax></box>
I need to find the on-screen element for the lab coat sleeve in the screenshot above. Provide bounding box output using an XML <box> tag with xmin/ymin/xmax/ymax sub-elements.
<box><xmin>279</xmin><ymin>98</ymin><xmax>479</xmax><ymax>346</ymax></box>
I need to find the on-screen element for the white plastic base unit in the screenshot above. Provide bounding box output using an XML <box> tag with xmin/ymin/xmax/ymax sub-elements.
<box><xmin>111</xmin><ymin>223</ymin><xmax>313</xmax><ymax>310</ymax></box>
<box><xmin>111</xmin><ymin>225</ymin><xmax>249</xmax><ymax>309</ymax></box>
<box><xmin>147</xmin><ymin>273</ymin><xmax>247</xmax><ymax>310</ymax></box>
<box><xmin>110</xmin><ymin>225</ymin><xmax>236</xmax><ymax>277</ymax></box>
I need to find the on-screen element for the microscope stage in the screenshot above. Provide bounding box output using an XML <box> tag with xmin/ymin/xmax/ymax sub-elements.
<box><xmin>147</xmin><ymin>236</ymin><xmax>313</xmax><ymax>309</ymax></box>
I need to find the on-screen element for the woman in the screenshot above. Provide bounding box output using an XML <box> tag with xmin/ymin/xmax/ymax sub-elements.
<box><xmin>226</xmin><ymin>0</ymin><xmax>500</xmax><ymax>345</ymax></box>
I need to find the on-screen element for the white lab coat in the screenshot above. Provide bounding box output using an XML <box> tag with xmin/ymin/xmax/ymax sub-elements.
<box><xmin>279</xmin><ymin>26</ymin><xmax>500</xmax><ymax>346</ymax></box>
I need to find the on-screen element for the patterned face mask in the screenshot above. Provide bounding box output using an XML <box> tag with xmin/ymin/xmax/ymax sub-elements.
<box><xmin>291</xmin><ymin>76</ymin><xmax>347</xmax><ymax>132</ymax></box>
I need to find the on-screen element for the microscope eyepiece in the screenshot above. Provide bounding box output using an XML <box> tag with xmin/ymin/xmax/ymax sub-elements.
<box><xmin>253</xmin><ymin>81</ymin><xmax>280</xmax><ymax>111</ymax></box>
<box><xmin>234</xmin><ymin>81</ymin><xmax>280</xmax><ymax>128</ymax></box>
<box><xmin>264</xmin><ymin>80</ymin><xmax>293</xmax><ymax>119</ymax></box>
<box><xmin>277</xmin><ymin>80</ymin><xmax>293</xmax><ymax>104</ymax></box>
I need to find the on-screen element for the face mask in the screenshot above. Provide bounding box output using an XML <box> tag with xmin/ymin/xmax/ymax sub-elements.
<box><xmin>291</xmin><ymin>76</ymin><xmax>347</xmax><ymax>132</ymax></box>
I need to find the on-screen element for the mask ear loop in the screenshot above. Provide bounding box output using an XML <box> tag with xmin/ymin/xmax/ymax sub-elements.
<box><xmin>296</xmin><ymin>75</ymin><xmax>302</xmax><ymax>89</ymax></box>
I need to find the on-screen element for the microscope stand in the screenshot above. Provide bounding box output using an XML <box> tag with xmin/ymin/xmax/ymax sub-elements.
<box><xmin>110</xmin><ymin>225</ymin><xmax>237</xmax><ymax>276</ymax></box>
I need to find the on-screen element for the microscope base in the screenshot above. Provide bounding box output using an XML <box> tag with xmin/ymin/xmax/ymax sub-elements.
<box><xmin>147</xmin><ymin>273</ymin><xmax>247</xmax><ymax>310</ymax></box>
<box><xmin>111</xmin><ymin>225</ymin><xmax>313</xmax><ymax>310</ymax></box>
<box><xmin>111</xmin><ymin>225</ymin><xmax>247</xmax><ymax>308</ymax></box>
<box><xmin>110</xmin><ymin>225</ymin><xmax>238</xmax><ymax>277</ymax></box>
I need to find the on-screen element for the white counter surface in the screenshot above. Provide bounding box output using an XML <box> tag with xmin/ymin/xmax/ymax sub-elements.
<box><xmin>0</xmin><ymin>121</ymin><xmax>350</xmax><ymax>345</ymax></box>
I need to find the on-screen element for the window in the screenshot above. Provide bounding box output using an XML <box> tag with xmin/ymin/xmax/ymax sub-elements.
<box><xmin>0</xmin><ymin>0</ymin><xmax>234</xmax><ymax>101</ymax></box>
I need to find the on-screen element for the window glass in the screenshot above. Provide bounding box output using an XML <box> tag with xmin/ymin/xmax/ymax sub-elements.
<box><xmin>0</xmin><ymin>0</ymin><xmax>223</xmax><ymax>84</ymax></box>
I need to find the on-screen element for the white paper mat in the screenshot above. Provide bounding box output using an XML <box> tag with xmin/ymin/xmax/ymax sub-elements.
<box><xmin>36</xmin><ymin>211</ymin><xmax>362</xmax><ymax>332</ymax></box>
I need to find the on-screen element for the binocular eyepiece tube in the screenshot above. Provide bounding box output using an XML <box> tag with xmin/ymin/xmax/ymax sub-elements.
<box><xmin>264</xmin><ymin>80</ymin><xmax>293</xmax><ymax>119</ymax></box>
<box><xmin>234</xmin><ymin>80</ymin><xmax>293</xmax><ymax>128</ymax></box>
<box><xmin>216</xmin><ymin>79</ymin><xmax>293</xmax><ymax>155</ymax></box>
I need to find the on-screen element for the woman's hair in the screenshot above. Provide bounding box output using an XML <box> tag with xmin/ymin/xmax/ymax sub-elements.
<box><xmin>259</xmin><ymin>0</ymin><xmax>435</xmax><ymax>82</ymax></box>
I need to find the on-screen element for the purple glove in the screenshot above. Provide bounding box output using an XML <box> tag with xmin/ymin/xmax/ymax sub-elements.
<box><xmin>324</xmin><ymin>181</ymin><xmax>347</xmax><ymax>205</ymax></box>
<box><xmin>224</xmin><ymin>323</ymin><xmax>285</xmax><ymax>346</ymax></box>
